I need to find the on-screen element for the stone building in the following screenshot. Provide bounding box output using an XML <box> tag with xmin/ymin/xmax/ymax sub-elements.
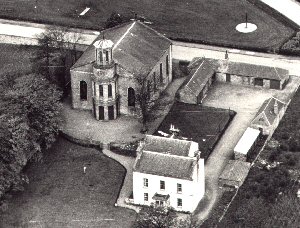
<box><xmin>70</xmin><ymin>21</ymin><xmax>172</xmax><ymax>121</ymax></box>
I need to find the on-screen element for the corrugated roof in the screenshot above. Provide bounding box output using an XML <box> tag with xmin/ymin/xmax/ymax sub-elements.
<box><xmin>143</xmin><ymin>135</ymin><xmax>192</xmax><ymax>157</ymax></box>
<box><xmin>134</xmin><ymin>151</ymin><xmax>196</xmax><ymax>180</ymax></box>
<box><xmin>234</xmin><ymin>127</ymin><xmax>260</xmax><ymax>155</ymax></box>
<box><xmin>223</xmin><ymin>61</ymin><xmax>289</xmax><ymax>81</ymax></box>
<box><xmin>219</xmin><ymin>160</ymin><xmax>251</xmax><ymax>183</ymax></box>
<box><xmin>252</xmin><ymin>97</ymin><xmax>285</xmax><ymax>126</ymax></box>
<box><xmin>71</xmin><ymin>21</ymin><xmax>172</xmax><ymax>74</ymax></box>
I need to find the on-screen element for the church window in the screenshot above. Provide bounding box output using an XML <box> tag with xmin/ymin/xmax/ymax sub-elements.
<box><xmin>166</xmin><ymin>55</ymin><xmax>169</xmax><ymax>75</ymax></box>
<box><xmin>80</xmin><ymin>81</ymin><xmax>87</xmax><ymax>100</ymax></box>
<box><xmin>160</xmin><ymin>63</ymin><xmax>163</xmax><ymax>84</ymax></box>
<box><xmin>106</xmin><ymin>50</ymin><xmax>109</xmax><ymax>62</ymax></box>
<box><xmin>108</xmin><ymin>84</ymin><xmax>112</xmax><ymax>97</ymax></box>
<box><xmin>128</xmin><ymin>87</ymin><xmax>135</xmax><ymax>107</ymax></box>
<box><xmin>99</xmin><ymin>51</ymin><xmax>103</xmax><ymax>62</ymax></box>
<box><xmin>153</xmin><ymin>72</ymin><xmax>157</xmax><ymax>91</ymax></box>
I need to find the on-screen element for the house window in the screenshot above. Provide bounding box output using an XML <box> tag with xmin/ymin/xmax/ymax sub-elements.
<box><xmin>143</xmin><ymin>178</ymin><xmax>148</xmax><ymax>188</ymax></box>
<box><xmin>177</xmin><ymin>198</ymin><xmax>182</xmax><ymax>207</ymax></box>
<box><xmin>160</xmin><ymin>180</ymin><xmax>165</xmax><ymax>190</ymax></box>
<box><xmin>108</xmin><ymin>84</ymin><xmax>112</xmax><ymax>97</ymax></box>
<box><xmin>99</xmin><ymin>85</ymin><xmax>103</xmax><ymax>97</ymax></box>
<box><xmin>160</xmin><ymin>63</ymin><xmax>163</xmax><ymax>84</ymax></box>
<box><xmin>144</xmin><ymin>193</ymin><xmax>148</xmax><ymax>202</ymax></box>
<box><xmin>177</xmin><ymin>183</ymin><xmax>182</xmax><ymax>193</ymax></box>
<box><xmin>80</xmin><ymin>81</ymin><xmax>87</xmax><ymax>100</ymax></box>
<box><xmin>166</xmin><ymin>55</ymin><xmax>169</xmax><ymax>75</ymax></box>
<box><xmin>106</xmin><ymin>50</ymin><xmax>109</xmax><ymax>62</ymax></box>
<box><xmin>128</xmin><ymin>87</ymin><xmax>135</xmax><ymax>107</ymax></box>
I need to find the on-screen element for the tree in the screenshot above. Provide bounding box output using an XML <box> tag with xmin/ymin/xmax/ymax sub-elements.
<box><xmin>104</xmin><ymin>12</ymin><xmax>124</xmax><ymax>29</ymax></box>
<box><xmin>134</xmin><ymin>205</ymin><xmax>177</xmax><ymax>228</ymax></box>
<box><xmin>134</xmin><ymin>69</ymin><xmax>171</xmax><ymax>132</ymax></box>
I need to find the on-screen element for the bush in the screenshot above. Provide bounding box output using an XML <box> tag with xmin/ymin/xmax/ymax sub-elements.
<box><xmin>289</xmin><ymin>140</ymin><xmax>300</xmax><ymax>152</ymax></box>
<box><xmin>110</xmin><ymin>142</ymin><xmax>138</xmax><ymax>157</ymax></box>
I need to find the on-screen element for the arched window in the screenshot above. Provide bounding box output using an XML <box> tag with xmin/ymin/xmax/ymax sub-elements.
<box><xmin>108</xmin><ymin>84</ymin><xmax>112</xmax><ymax>97</ymax></box>
<box><xmin>80</xmin><ymin>81</ymin><xmax>87</xmax><ymax>100</ymax></box>
<box><xmin>128</xmin><ymin>87</ymin><xmax>135</xmax><ymax>107</ymax></box>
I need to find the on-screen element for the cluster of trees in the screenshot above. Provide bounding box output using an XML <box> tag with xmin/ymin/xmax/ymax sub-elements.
<box><xmin>281</xmin><ymin>31</ymin><xmax>300</xmax><ymax>56</ymax></box>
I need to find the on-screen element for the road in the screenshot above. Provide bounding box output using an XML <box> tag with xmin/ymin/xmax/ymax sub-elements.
<box><xmin>260</xmin><ymin>0</ymin><xmax>300</xmax><ymax>27</ymax></box>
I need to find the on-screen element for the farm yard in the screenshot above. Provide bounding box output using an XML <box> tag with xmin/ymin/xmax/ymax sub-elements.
<box><xmin>0</xmin><ymin>0</ymin><xmax>295</xmax><ymax>51</ymax></box>
<box><xmin>0</xmin><ymin>137</ymin><xmax>136</xmax><ymax>228</ymax></box>
<box><xmin>155</xmin><ymin>101</ymin><xmax>234</xmax><ymax>160</ymax></box>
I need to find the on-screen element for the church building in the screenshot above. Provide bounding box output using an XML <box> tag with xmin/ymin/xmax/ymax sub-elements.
<box><xmin>70</xmin><ymin>21</ymin><xmax>172</xmax><ymax>121</ymax></box>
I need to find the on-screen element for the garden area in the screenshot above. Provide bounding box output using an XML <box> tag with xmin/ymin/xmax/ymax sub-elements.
<box><xmin>211</xmin><ymin>87</ymin><xmax>300</xmax><ymax>227</ymax></box>
<box><xmin>0</xmin><ymin>137</ymin><xmax>137</xmax><ymax>228</ymax></box>
<box><xmin>155</xmin><ymin>101</ymin><xmax>235</xmax><ymax>160</ymax></box>
<box><xmin>0</xmin><ymin>0</ymin><xmax>295</xmax><ymax>52</ymax></box>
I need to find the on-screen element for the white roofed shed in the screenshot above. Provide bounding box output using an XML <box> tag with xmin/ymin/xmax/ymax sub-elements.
<box><xmin>234</xmin><ymin>127</ymin><xmax>260</xmax><ymax>161</ymax></box>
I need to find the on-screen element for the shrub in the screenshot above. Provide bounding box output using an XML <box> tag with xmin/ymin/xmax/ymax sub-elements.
<box><xmin>289</xmin><ymin>140</ymin><xmax>299</xmax><ymax>152</ymax></box>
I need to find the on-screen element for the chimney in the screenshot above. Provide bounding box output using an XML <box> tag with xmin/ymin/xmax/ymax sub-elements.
<box><xmin>274</xmin><ymin>100</ymin><xmax>279</xmax><ymax>115</ymax></box>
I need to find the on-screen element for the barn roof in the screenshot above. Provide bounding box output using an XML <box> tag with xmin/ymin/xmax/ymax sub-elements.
<box><xmin>71</xmin><ymin>21</ymin><xmax>172</xmax><ymax>74</ymax></box>
<box><xmin>220</xmin><ymin>61</ymin><xmax>289</xmax><ymax>81</ymax></box>
<box><xmin>234</xmin><ymin>127</ymin><xmax>260</xmax><ymax>155</ymax></box>
<box><xmin>133</xmin><ymin>151</ymin><xmax>196</xmax><ymax>180</ymax></box>
<box><xmin>143</xmin><ymin>135</ymin><xmax>193</xmax><ymax>157</ymax></box>
<box><xmin>219</xmin><ymin>160</ymin><xmax>251</xmax><ymax>185</ymax></box>
<box><xmin>252</xmin><ymin>97</ymin><xmax>286</xmax><ymax>127</ymax></box>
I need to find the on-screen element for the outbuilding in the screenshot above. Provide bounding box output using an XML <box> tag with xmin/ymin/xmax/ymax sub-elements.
<box><xmin>234</xmin><ymin>127</ymin><xmax>260</xmax><ymax>161</ymax></box>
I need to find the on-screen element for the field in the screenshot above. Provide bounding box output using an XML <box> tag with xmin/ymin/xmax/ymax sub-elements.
<box><xmin>0</xmin><ymin>0</ymin><xmax>295</xmax><ymax>51</ymax></box>
<box><xmin>0</xmin><ymin>137</ymin><xmax>136</xmax><ymax>228</ymax></box>
<box><xmin>155</xmin><ymin>102</ymin><xmax>234</xmax><ymax>160</ymax></box>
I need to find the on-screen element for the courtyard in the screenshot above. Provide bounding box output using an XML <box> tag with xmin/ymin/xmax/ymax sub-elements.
<box><xmin>194</xmin><ymin>77</ymin><xmax>300</xmax><ymax>222</ymax></box>
<box><xmin>0</xmin><ymin>137</ymin><xmax>136</xmax><ymax>228</ymax></box>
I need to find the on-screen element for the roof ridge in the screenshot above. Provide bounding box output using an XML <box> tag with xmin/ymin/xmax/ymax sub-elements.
<box><xmin>261</xmin><ymin>112</ymin><xmax>271</xmax><ymax>126</ymax></box>
<box><xmin>143</xmin><ymin>150</ymin><xmax>195</xmax><ymax>159</ymax></box>
<box><xmin>136</xmin><ymin>20</ymin><xmax>172</xmax><ymax>44</ymax></box>
<box><xmin>273</xmin><ymin>66</ymin><xmax>282</xmax><ymax>80</ymax></box>
<box><xmin>113</xmin><ymin>21</ymin><xmax>136</xmax><ymax>50</ymax></box>
<box><xmin>146</xmin><ymin>134</ymin><xmax>192</xmax><ymax>143</ymax></box>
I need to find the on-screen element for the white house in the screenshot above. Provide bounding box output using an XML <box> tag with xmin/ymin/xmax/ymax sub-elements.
<box><xmin>132</xmin><ymin>135</ymin><xmax>205</xmax><ymax>212</ymax></box>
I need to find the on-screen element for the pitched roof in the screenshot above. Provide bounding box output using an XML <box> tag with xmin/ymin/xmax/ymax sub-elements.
<box><xmin>234</xmin><ymin>127</ymin><xmax>260</xmax><ymax>155</ymax></box>
<box><xmin>219</xmin><ymin>160</ymin><xmax>251</xmax><ymax>184</ymax></box>
<box><xmin>181</xmin><ymin>58</ymin><xmax>216</xmax><ymax>96</ymax></box>
<box><xmin>134</xmin><ymin>151</ymin><xmax>196</xmax><ymax>180</ymax></box>
<box><xmin>252</xmin><ymin>97</ymin><xmax>286</xmax><ymax>126</ymax></box>
<box><xmin>220</xmin><ymin>61</ymin><xmax>289</xmax><ymax>81</ymax></box>
<box><xmin>71</xmin><ymin>21</ymin><xmax>172</xmax><ymax>74</ymax></box>
<box><xmin>143</xmin><ymin>135</ymin><xmax>193</xmax><ymax>157</ymax></box>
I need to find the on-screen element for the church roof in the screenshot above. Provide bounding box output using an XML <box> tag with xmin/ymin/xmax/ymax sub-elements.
<box><xmin>71</xmin><ymin>21</ymin><xmax>172</xmax><ymax>74</ymax></box>
<box><xmin>142</xmin><ymin>135</ymin><xmax>193</xmax><ymax>157</ymax></box>
<box><xmin>134</xmin><ymin>151</ymin><xmax>196</xmax><ymax>180</ymax></box>
<box><xmin>251</xmin><ymin>97</ymin><xmax>285</xmax><ymax>126</ymax></box>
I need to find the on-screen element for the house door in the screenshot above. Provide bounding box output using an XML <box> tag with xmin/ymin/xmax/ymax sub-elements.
<box><xmin>226</xmin><ymin>73</ymin><xmax>231</xmax><ymax>82</ymax></box>
<box><xmin>99</xmin><ymin>106</ymin><xmax>104</xmax><ymax>120</ymax></box>
<box><xmin>108</xmin><ymin>105</ymin><xmax>114</xmax><ymax>120</ymax></box>
<box><xmin>270</xmin><ymin>80</ymin><xmax>280</xmax><ymax>89</ymax></box>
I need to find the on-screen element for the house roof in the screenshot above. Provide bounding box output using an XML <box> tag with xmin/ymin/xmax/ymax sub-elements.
<box><xmin>134</xmin><ymin>151</ymin><xmax>196</xmax><ymax>180</ymax></box>
<box><xmin>234</xmin><ymin>127</ymin><xmax>260</xmax><ymax>155</ymax></box>
<box><xmin>71</xmin><ymin>21</ymin><xmax>172</xmax><ymax>74</ymax></box>
<box><xmin>252</xmin><ymin>97</ymin><xmax>286</xmax><ymax>127</ymax></box>
<box><xmin>219</xmin><ymin>160</ymin><xmax>251</xmax><ymax>184</ymax></box>
<box><xmin>180</xmin><ymin>58</ymin><xmax>216</xmax><ymax>96</ymax></box>
<box><xmin>143</xmin><ymin>135</ymin><xmax>193</xmax><ymax>157</ymax></box>
<box><xmin>219</xmin><ymin>61</ymin><xmax>289</xmax><ymax>81</ymax></box>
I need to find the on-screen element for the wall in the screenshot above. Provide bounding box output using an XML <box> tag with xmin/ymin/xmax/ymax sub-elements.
<box><xmin>70</xmin><ymin>69</ymin><xmax>93</xmax><ymax>110</ymax></box>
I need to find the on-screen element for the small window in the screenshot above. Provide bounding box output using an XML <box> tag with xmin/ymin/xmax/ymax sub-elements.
<box><xmin>160</xmin><ymin>180</ymin><xmax>165</xmax><ymax>190</ymax></box>
<box><xmin>177</xmin><ymin>198</ymin><xmax>182</xmax><ymax>207</ymax></box>
<box><xmin>106</xmin><ymin>50</ymin><xmax>109</xmax><ymax>62</ymax></box>
<box><xmin>108</xmin><ymin>84</ymin><xmax>112</xmax><ymax>97</ymax></box>
<box><xmin>177</xmin><ymin>183</ymin><xmax>182</xmax><ymax>193</ymax></box>
<box><xmin>99</xmin><ymin>51</ymin><xmax>103</xmax><ymax>62</ymax></box>
<box><xmin>153</xmin><ymin>72</ymin><xmax>157</xmax><ymax>91</ymax></box>
<box><xmin>143</xmin><ymin>178</ymin><xmax>148</xmax><ymax>188</ymax></box>
<box><xmin>144</xmin><ymin>193</ymin><xmax>148</xmax><ymax>202</ymax></box>
<box><xmin>93</xmin><ymin>82</ymin><xmax>96</xmax><ymax>96</ymax></box>
<box><xmin>99</xmin><ymin>85</ymin><xmax>103</xmax><ymax>97</ymax></box>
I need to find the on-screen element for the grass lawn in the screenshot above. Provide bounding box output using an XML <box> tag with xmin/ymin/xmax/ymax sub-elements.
<box><xmin>0</xmin><ymin>0</ymin><xmax>295</xmax><ymax>51</ymax></box>
<box><xmin>0</xmin><ymin>137</ymin><xmax>136</xmax><ymax>228</ymax></box>
<box><xmin>155</xmin><ymin>102</ymin><xmax>234</xmax><ymax>160</ymax></box>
